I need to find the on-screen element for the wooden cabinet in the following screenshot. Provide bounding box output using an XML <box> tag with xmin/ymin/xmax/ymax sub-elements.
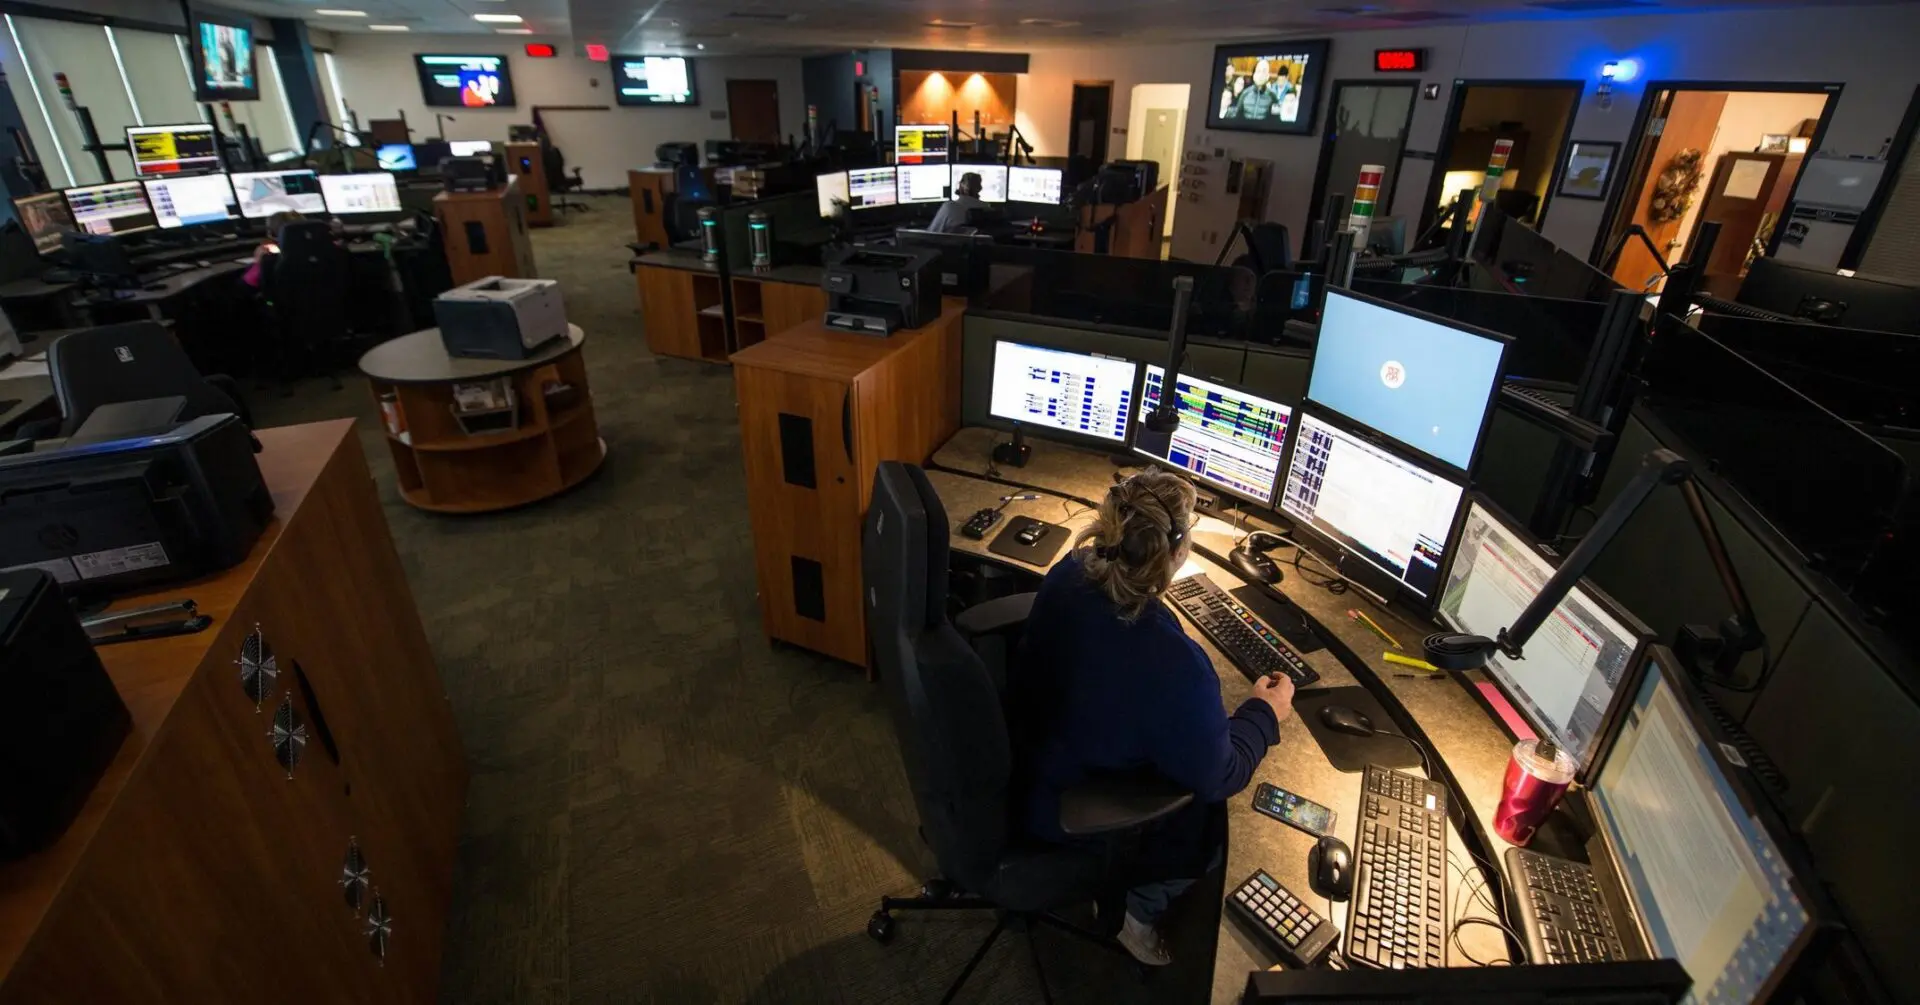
<box><xmin>434</xmin><ymin>184</ymin><xmax>538</xmax><ymax>285</ymax></box>
<box><xmin>731</xmin><ymin>303</ymin><xmax>965</xmax><ymax>670</ymax></box>
<box><xmin>629</xmin><ymin>168</ymin><xmax>674</xmax><ymax>248</ymax></box>
<box><xmin>506</xmin><ymin>142</ymin><xmax>553</xmax><ymax>228</ymax></box>
<box><xmin>0</xmin><ymin>421</ymin><xmax>466</xmax><ymax>1003</ymax></box>
<box><xmin>730</xmin><ymin>276</ymin><xmax>828</xmax><ymax>349</ymax></box>
<box><xmin>637</xmin><ymin>262</ymin><xmax>728</xmax><ymax>362</ymax></box>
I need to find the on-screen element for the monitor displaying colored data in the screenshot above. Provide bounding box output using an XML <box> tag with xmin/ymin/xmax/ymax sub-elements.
<box><xmin>13</xmin><ymin>191</ymin><xmax>76</xmax><ymax>254</ymax></box>
<box><xmin>126</xmin><ymin>124</ymin><xmax>222</xmax><ymax>177</ymax></box>
<box><xmin>1593</xmin><ymin>656</ymin><xmax>1813</xmax><ymax>1004</ymax></box>
<box><xmin>376</xmin><ymin>144</ymin><xmax>417</xmax><ymax>172</ymax></box>
<box><xmin>1008</xmin><ymin>166</ymin><xmax>1062</xmax><ymax>204</ymax></box>
<box><xmin>143</xmin><ymin>173</ymin><xmax>238</xmax><ymax>229</ymax></box>
<box><xmin>230</xmin><ymin>169</ymin><xmax>326</xmax><ymax>219</ymax></box>
<box><xmin>63</xmin><ymin>181</ymin><xmax>156</xmax><ymax>236</ymax></box>
<box><xmin>1308</xmin><ymin>289</ymin><xmax>1509</xmax><ymax>472</ymax></box>
<box><xmin>847</xmin><ymin>167</ymin><xmax>897</xmax><ymax>210</ymax></box>
<box><xmin>1134</xmin><ymin>367</ymin><xmax>1292</xmax><ymax>506</ymax></box>
<box><xmin>1280</xmin><ymin>411</ymin><xmax>1464</xmax><ymax>602</ymax></box>
<box><xmin>321</xmin><ymin>172</ymin><xmax>403</xmax><ymax>215</ymax></box>
<box><xmin>989</xmin><ymin>340</ymin><xmax>1139</xmax><ymax>445</ymax></box>
<box><xmin>1438</xmin><ymin>501</ymin><xmax>1647</xmax><ymax>774</ymax></box>
<box><xmin>895</xmin><ymin>124</ymin><xmax>949</xmax><ymax>165</ymax></box>
<box><xmin>897</xmin><ymin>163</ymin><xmax>951</xmax><ymax>204</ymax></box>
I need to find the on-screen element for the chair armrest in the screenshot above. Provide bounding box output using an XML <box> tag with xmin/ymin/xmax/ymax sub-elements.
<box><xmin>953</xmin><ymin>592</ymin><xmax>1035</xmax><ymax>638</ymax></box>
<box><xmin>1059</xmin><ymin>775</ymin><xmax>1193</xmax><ymax>837</ymax></box>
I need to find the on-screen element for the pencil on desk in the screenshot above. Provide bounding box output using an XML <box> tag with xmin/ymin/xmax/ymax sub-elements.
<box><xmin>1347</xmin><ymin>609</ymin><xmax>1402</xmax><ymax>650</ymax></box>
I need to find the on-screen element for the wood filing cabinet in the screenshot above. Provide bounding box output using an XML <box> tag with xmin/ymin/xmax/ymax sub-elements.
<box><xmin>729</xmin><ymin>276</ymin><xmax>829</xmax><ymax>350</ymax></box>
<box><xmin>636</xmin><ymin>261</ymin><xmax>728</xmax><ymax>362</ymax></box>
<box><xmin>730</xmin><ymin>303</ymin><xmax>965</xmax><ymax>670</ymax></box>
<box><xmin>506</xmin><ymin>142</ymin><xmax>553</xmax><ymax>227</ymax></box>
<box><xmin>434</xmin><ymin>183</ymin><xmax>538</xmax><ymax>285</ymax></box>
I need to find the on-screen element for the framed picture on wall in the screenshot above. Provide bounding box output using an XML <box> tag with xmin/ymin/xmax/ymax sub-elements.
<box><xmin>1557</xmin><ymin>140</ymin><xmax>1619</xmax><ymax>200</ymax></box>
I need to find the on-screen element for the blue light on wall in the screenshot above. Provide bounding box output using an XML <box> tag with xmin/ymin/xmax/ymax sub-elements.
<box><xmin>1601</xmin><ymin>58</ymin><xmax>1640</xmax><ymax>83</ymax></box>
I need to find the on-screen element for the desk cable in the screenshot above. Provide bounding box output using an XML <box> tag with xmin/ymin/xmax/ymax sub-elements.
<box><xmin>1446</xmin><ymin>852</ymin><xmax>1519</xmax><ymax>967</ymax></box>
<box><xmin>1237</xmin><ymin>530</ymin><xmax>1350</xmax><ymax>596</ymax></box>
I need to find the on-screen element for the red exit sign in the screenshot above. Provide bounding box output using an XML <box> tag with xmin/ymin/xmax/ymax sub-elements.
<box><xmin>1374</xmin><ymin>48</ymin><xmax>1426</xmax><ymax>72</ymax></box>
<box><xmin>525</xmin><ymin>43</ymin><xmax>557</xmax><ymax>58</ymax></box>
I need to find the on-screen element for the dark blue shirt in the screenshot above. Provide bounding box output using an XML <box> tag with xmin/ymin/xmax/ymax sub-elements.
<box><xmin>1013</xmin><ymin>553</ymin><xmax>1281</xmax><ymax>842</ymax></box>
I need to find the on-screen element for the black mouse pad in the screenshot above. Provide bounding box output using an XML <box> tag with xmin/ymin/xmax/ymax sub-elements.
<box><xmin>988</xmin><ymin>516</ymin><xmax>1069</xmax><ymax>567</ymax></box>
<box><xmin>1228</xmin><ymin>583</ymin><xmax>1326</xmax><ymax>655</ymax></box>
<box><xmin>1293</xmin><ymin>685</ymin><xmax>1422</xmax><ymax>773</ymax></box>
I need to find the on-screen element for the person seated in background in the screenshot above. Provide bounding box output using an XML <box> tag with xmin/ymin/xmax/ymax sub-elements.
<box><xmin>243</xmin><ymin>210</ymin><xmax>302</xmax><ymax>290</ymax></box>
<box><xmin>1009</xmin><ymin>469</ymin><xmax>1294</xmax><ymax>967</ymax></box>
<box><xmin>929</xmin><ymin>171</ymin><xmax>987</xmax><ymax>233</ymax></box>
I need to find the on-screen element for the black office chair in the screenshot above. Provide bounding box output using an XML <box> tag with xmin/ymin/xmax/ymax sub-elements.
<box><xmin>263</xmin><ymin>221</ymin><xmax>356</xmax><ymax>388</ymax></box>
<box><xmin>543</xmin><ymin>144</ymin><xmax>588</xmax><ymax>215</ymax></box>
<box><xmin>863</xmin><ymin>462</ymin><xmax>1193</xmax><ymax>1003</ymax></box>
<box><xmin>19</xmin><ymin>321</ymin><xmax>250</xmax><ymax>440</ymax></box>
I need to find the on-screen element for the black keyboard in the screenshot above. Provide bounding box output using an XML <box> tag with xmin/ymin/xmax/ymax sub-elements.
<box><xmin>1347</xmin><ymin>765</ymin><xmax>1448</xmax><ymax>970</ymax></box>
<box><xmin>1166</xmin><ymin>573</ymin><xmax>1320</xmax><ymax>686</ymax></box>
<box><xmin>1507</xmin><ymin>847</ymin><xmax>1627</xmax><ymax>965</ymax></box>
<box><xmin>1696</xmin><ymin>294</ymin><xmax>1799</xmax><ymax>323</ymax></box>
<box><xmin>1226</xmin><ymin>869</ymin><xmax>1340</xmax><ymax>968</ymax></box>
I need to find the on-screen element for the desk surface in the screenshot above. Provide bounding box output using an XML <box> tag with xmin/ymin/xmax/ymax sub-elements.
<box><xmin>359</xmin><ymin>323</ymin><xmax>585</xmax><ymax>383</ymax></box>
<box><xmin>0</xmin><ymin>277</ymin><xmax>75</xmax><ymax>301</ymax></box>
<box><xmin>926</xmin><ymin>427</ymin><xmax>1520</xmax><ymax>1001</ymax></box>
<box><xmin>0</xmin><ymin>371</ymin><xmax>55</xmax><ymax>436</ymax></box>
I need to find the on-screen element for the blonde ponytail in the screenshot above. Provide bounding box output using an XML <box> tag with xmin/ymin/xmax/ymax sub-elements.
<box><xmin>1074</xmin><ymin>469</ymin><xmax>1197</xmax><ymax>621</ymax></box>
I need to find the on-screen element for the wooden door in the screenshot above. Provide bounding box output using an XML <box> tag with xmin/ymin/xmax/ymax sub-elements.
<box><xmin>1691</xmin><ymin>150</ymin><xmax>1802</xmax><ymax>298</ymax></box>
<box><xmin>727</xmin><ymin>79</ymin><xmax>782</xmax><ymax>144</ymax></box>
<box><xmin>1069</xmin><ymin>82</ymin><xmax>1112</xmax><ymax>168</ymax></box>
<box><xmin>1610</xmin><ymin>90</ymin><xmax>1728</xmax><ymax>290</ymax></box>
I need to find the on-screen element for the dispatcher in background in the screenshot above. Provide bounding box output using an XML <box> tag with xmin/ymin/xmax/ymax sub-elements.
<box><xmin>928</xmin><ymin>171</ymin><xmax>987</xmax><ymax>233</ymax></box>
<box><xmin>1010</xmin><ymin>469</ymin><xmax>1294</xmax><ymax>967</ymax></box>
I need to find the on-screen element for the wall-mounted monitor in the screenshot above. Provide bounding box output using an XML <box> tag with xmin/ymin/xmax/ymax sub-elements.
<box><xmin>188</xmin><ymin>6</ymin><xmax>258</xmax><ymax>102</ymax></box>
<box><xmin>414</xmin><ymin>54</ymin><xmax>516</xmax><ymax>109</ymax></box>
<box><xmin>612</xmin><ymin>55</ymin><xmax>697</xmax><ymax>106</ymax></box>
<box><xmin>1205</xmin><ymin>39</ymin><xmax>1331</xmax><ymax>136</ymax></box>
<box><xmin>126</xmin><ymin>124</ymin><xmax>222</xmax><ymax>178</ymax></box>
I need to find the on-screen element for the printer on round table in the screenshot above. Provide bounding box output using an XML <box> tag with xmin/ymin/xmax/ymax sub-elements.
<box><xmin>432</xmin><ymin>276</ymin><xmax>568</xmax><ymax>360</ymax></box>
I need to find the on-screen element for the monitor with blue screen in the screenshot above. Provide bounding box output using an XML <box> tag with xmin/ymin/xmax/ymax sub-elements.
<box><xmin>376</xmin><ymin>143</ymin><xmax>417</xmax><ymax>171</ymax></box>
<box><xmin>988</xmin><ymin>340</ymin><xmax>1139</xmax><ymax>445</ymax></box>
<box><xmin>1133</xmin><ymin>366</ymin><xmax>1291</xmax><ymax>506</ymax></box>
<box><xmin>1307</xmin><ymin>288</ymin><xmax>1509</xmax><ymax>473</ymax></box>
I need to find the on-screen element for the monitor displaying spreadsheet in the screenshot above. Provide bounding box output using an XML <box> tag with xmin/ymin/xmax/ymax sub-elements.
<box><xmin>1008</xmin><ymin>166</ymin><xmax>1063</xmax><ymax>204</ymax></box>
<box><xmin>1134</xmin><ymin>366</ymin><xmax>1292</xmax><ymax>506</ymax></box>
<box><xmin>63</xmin><ymin>181</ymin><xmax>157</xmax><ymax>236</ymax></box>
<box><xmin>143</xmin><ymin>173</ymin><xmax>239</xmax><ymax>229</ymax></box>
<box><xmin>960</xmin><ymin>164</ymin><xmax>1008</xmax><ymax>203</ymax></box>
<box><xmin>230</xmin><ymin>169</ymin><xmax>326</xmax><ymax>218</ymax></box>
<box><xmin>320</xmin><ymin>172</ymin><xmax>404</xmax><ymax>215</ymax></box>
<box><xmin>897</xmin><ymin>163</ymin><xmax>951</xmax><ymax>204</ymax></box>
<box><xmin>989</xmin><ymin>340</ymin><xmax>1139</xmax><ymax>445</ymax></box>
<box><xmin>847</xmin><ymin>166</ymin><xmax>897</xmax><ymax>209</ymax></box>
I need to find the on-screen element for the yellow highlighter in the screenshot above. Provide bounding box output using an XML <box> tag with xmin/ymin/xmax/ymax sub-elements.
<box><xmin>1383</xmin><ymin>652</ymin><xmax>1441</xmax><ymax>673</ymax></box>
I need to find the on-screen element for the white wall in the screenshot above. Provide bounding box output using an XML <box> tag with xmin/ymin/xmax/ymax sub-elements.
<box><xmin>327</xmin><ymin>34</ymin><xmax>805</xmax><ymax>189</ymax></box>
<box><xmin>1009</xmin><ymin>4</ymin><xmax>1920</xmax><ymax>264</ymax></box>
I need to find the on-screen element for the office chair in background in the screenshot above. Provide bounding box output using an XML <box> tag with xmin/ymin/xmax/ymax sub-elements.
<box><xmin>863</xmin><ymin>462</ymin><xmax>1194</xmax><ymax>1003</ymax></box>
<box><xmin>544</xmin><ymin>144</ymin><xmax>589</xmax><ymax>215</ymax></box>
<box><xmin>16</xmin><ymin>321</ymin><xmax>250</xmax><ymax>440</ymax></box>
<box><xmin>263</xmin><ymin>221</ymin><xmax>356</xmax><ymax>389</ymax></box>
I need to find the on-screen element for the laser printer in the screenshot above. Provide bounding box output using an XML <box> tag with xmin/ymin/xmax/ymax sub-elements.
<box><xmin>820</xmin><ymin>245</ymin><xmax>943</xmax><ymax>336</ymax></box>
<box><xmin>433</xmin><ymin>276</ymin><xmax>568</xmax><ymax>360</ymax></box>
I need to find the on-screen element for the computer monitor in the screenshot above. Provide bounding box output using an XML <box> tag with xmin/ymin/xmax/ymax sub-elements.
<box><xmin>1307</xmin><ymin>288</ymin><xmax>1510</xmax><ymax>473</ymax></box>
<box><xmin>376</xmin><ymin>143</ymin><xmax>417</xmax><ymax>172</ymax></box>
<box><xmin>1133</xmin><ymin>366</ymin><xmax>1292</xmax><ymax>506</ymax></box>
<box><xmin>958</xmin><ymin>164</ymin><xmax>1008</xmax><ymax>203</ymax></box>
<box><xmin>230</xmin><ymin>169</ymin><xmax>327</xmax><ymax>219</ymax></box>
<box><xmin>1008</xmin><ymin>166</ymin><xmax>1063</xmax><ymax>204</ymax></box>
<box><xmin>1437</xmin><ymin>500</ymin><xmax>1651</xmax><ymax>777</ymax></box>
<box><xmin>413</xmin><ymin>141</ymin><xmax>452</xmax><ymax>170</ymax></box>
<box><xmin>815</xmin><ymin>170</ymin><xmax>849</xmax><ymax>218</ymax></box>
<box><xmin>1590</xmin><ymin>653</ymin><xmax>1820</xmax><ymax>1003</ymax></box>
<box><xmin>988</xmin><ymin>340</ymin><xmax>1139</xmax><ymax>446</ymax></box>
<box><xmin>12</xmin><ymin>191</ymin><xmax>77</xmax><ymax>255</ymax></box>
<box><xmin>449</xmin><ymin>140</ymin><xmax>494</xmax><ymax>157</ymax></box>
<box><xmin>125</xmin><ymin>123</ymin><xmax>222</xmax><ymax>178</ymax></box>
<box><xmin>1736</xmin><ymin>257</ymin><xmax>1920</xmax><ymax>335</ymax></box>
<box><xmin>1366</xmin><ymin>215</ymin><xmax>1407</xmax><ymax>256</ymax></box>
<box><xmin>63</xmin><ymin>181</ymin><xmax>157</xmax><ymax>237</ymax></box>
<box><xmin>143</xmin><ymin>173</ymin><xmax>239</xmax><ymax>229</ymax></box>
<box><xmin>897</xmin><ymin>163</ymin><xmax>951</xmax><ymax>205</ymax></box>
<box><xmin>1279</xmin><ymin>409</ymin><xmax>1466</xmax><ymax>606</ymax></box>
<box><xmin>320</xmin><ymin>172</ymin><xmax>404</xmax><ymax>215</ymax></box>
<box><xmin>846</xmin><ymin>166</ymin><xmax>897</xmax><ymax>210</ymax></box>
<box><xmin>894</xmin><ymin>123</ymin><xmax>950</xmax><ymax>165</ymax></box>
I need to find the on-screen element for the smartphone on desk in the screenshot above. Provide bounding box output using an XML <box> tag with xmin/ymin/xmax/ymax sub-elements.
<box><xmin>1252</xmin><ymin>782</ymin><xmax>1334</xmax><ymax>837</ymax></box>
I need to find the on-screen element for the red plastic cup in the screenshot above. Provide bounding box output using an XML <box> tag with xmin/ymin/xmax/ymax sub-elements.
<box><xmin>1493</xmin><ymin>739</ymin><xmax>1576</xmax><ymax>846</ymax></box>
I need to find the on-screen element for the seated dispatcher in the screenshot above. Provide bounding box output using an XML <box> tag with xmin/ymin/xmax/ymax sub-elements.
<box><xmin>1012</xmin><ymin>469</ymin><xmax>1293</xmax><ymax>966</ymax></box>
<box><xmin>928</xmin><ymin>171</ymin><xmax>988</xmax><ymax>233</ymax></box>
<box><xmin>242</xmin><ymin>210</ymin><xmax>302</xmax><ymax>289</ymax></box>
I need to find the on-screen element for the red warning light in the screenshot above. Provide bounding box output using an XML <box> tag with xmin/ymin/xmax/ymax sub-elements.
<box><xmin>525</xmin><ymin>43</ymin><xmax>557</xmax><ymax>58</ymax></box>
<box><xmin>585</xmin><ymin>43</ymin><xmax>610</xmax><ymax>62</ymax></box>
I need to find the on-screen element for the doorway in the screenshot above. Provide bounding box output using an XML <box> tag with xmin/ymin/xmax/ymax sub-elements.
<box><xmin>727</xmin><ymin>79</ymin><xmax>782</xmax><ymax>144</ymax></box>
<box><xmin>1308</xmin><ymin>81</ymin><xmax>1419</xmax><ymax>253</ymax></box>
<box><xmin>1420</xmin><ymin>81</ymin><xmax>1582</xmax><ymax>236</ymax></box>
<box><xmin>1069</xmin><ymin>81</ymin><xmax>1112</xmax><ymax>178</ymax></box>
<box><xmin>1125</xmin><ymin>82</ymin><xmax>1192</xmax><ymax>247</ymax></box>
<box><xmin>1597</xmin><ymin>83</ymin><xmax>1838</xmax><ymax>295</ymax></box>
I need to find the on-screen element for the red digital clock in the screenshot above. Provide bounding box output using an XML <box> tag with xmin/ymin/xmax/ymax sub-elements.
<box><xmin>1375</xmin><ymin>49</ymin><xmax>1427</xmax><ymax>72</ymax></box>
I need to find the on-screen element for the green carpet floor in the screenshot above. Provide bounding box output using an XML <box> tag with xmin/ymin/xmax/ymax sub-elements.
<box><xmin>250</xmin><ymin>197</ymin><xmax>1213</xmax><ymax>1004</ymax></box>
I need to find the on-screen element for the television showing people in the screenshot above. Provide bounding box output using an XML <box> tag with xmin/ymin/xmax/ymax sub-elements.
<box><xmin>1206</xmin><ymin>40</ymin><xmax>1330</xmax><ymax>135</ymax></box>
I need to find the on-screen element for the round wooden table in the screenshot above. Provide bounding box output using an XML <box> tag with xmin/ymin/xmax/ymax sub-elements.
<box><xmin>359</xmin><ymin>324</ymin><xmax>605</xmax><ymax>513</ymax></box>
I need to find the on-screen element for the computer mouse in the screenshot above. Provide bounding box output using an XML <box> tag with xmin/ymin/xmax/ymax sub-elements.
<box><xmin>1317</xmin><ymin>704</ymin><xmax>1375</xmax><ymax>737</ymax></box>
<box><xmin>1309</xmin><ymin>835</ymin><xmax>1354</xmax><ymax>902</ymax></box>
<box><xmin>1229</xmin><ymin>545</ymin><xmax>1281</xmax><ymax>585</ymax></box>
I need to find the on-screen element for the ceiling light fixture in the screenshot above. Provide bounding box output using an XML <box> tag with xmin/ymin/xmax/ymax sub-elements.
<box><xmin>495</xmin><ymin>27</ymin><xmax>533</xmax><ymax>33</ymax></box>
<box><xmin>473</xmin><ymin>13</ymin><xmax>525</xmax><ymax>23</ymax></box>
<box><xmin>314</xmin><ymin>8</ymin><xmax>368</xmax><ymax>15</ymax></box>
<box><xmin>696</xmin><ymin>43</ymin><xmax>705</xmax><ymax>49</ymax></box>
<box><xmin>368</xmin><ymin>24</ymin><xmax>410</xmax><ymax>30</ymax></box>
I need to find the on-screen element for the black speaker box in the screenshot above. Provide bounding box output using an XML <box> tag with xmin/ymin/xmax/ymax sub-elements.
<box><xmin>0</xmin><ymin>570</ymin><xmax>131</xmax><ymax>859</ymax></box>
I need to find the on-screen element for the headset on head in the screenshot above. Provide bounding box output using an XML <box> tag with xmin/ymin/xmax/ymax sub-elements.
<box><xmin>1092</xmin><ymin>473</ymin><xmax>1187</xmax><ymax>563</ymax></box>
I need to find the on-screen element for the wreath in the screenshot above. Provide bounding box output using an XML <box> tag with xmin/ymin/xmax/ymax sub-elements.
<box><xmin>1648</xmin><ymin>148</ymin><xmax>1705</xmax><ymax>224</ymax></box>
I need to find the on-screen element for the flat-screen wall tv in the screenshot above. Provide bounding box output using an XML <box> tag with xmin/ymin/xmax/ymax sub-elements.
<box><xmin>188</xmin><ymin>6</ymin><xmax>259</xmax><ymax>102</ymax></box>
<box><xmin>612</xmin><ymin>56</ymin><xmax>698</xmax><ymax>106</ymax></box>
<box><xmin>414</xmin><ymin>54</ymin><xmax>516</xmax><ymax>109</ymax></box>
<box><xmin>1205</xmin><ymin>39</ymin><xmax>1331</xmax><ymax>136</ymax></box>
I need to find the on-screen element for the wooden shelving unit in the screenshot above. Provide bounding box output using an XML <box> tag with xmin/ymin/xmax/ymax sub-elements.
<box><xmin>362</xmin><ymin>326</ymin><xmax>606</xmax><ymax>514</ymax></box>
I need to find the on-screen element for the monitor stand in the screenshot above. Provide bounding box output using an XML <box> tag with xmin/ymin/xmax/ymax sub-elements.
<box><xmin>991</xmin><ymin>423</ymin><xmax>1030</xmax><ymax>468</ymax></box>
